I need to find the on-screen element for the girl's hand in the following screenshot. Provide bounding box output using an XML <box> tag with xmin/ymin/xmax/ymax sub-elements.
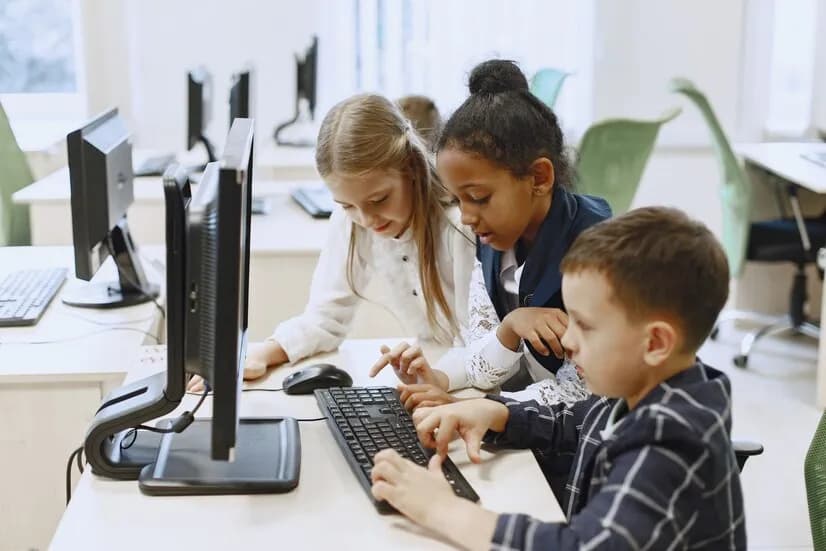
<box><xmin>188</xmin><ymin>341</ymin><xmax>287</xmax><ymax>391</ymax></box>
<box><xmin>369</xmin><ymin>342</ymin><xmax>443</xmax><ymax>386</ymax></box>
<box><xmin>497</xmin><ymin>307</ymin><xmax>568</xmax><ymax>358</ymax></box>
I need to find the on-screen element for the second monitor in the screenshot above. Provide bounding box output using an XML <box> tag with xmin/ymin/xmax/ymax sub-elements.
<box><xmin>64</xmin><ymin>108</ymin><xmax>159</xmax><ymax>308</ymax></box>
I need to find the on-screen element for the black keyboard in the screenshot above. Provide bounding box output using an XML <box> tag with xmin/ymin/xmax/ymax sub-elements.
<box><xmin>290</xmin><ymin>187</ymin><xmax>334</xmax><ymax>219</ymax></box>
<box><xmin>0</xmin><ymin>268</ymin><xmax>67</xmax><ymax>327</ymax></box>
<box><xmin>314</xmin><ymin>386</ymin><xmax>479</xmax><ymax>513</ymax></box>
<box><xmin>135</xmin><ymin>154</ymin><xmax>176</xmax><ymax>177</ymax></box>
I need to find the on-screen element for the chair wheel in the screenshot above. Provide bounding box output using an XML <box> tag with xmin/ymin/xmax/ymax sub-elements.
<box><xmin>710</xmin><ymin>327</ymin><xmax>719</xmax><ymax>340</ymax></box>
<box><xmin>733</xmin><ymin>354</ymin><xmax>748</xmax><ymax>368</ymax></box>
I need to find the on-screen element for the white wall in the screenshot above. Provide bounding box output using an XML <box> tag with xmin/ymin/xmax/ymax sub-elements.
<box><xmin>593</xmin><ymin>0</ymin><xmax>746</xmax><ymax>147</ymax></box>
<box><xmin>83</xmin><ymin>0</ymin><xmax>321</xmax><ymax>153</ymax></box>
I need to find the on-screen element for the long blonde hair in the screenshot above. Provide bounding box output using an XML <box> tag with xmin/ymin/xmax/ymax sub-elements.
<box><xmin>316</xmin><ymin>94</ymin><xmax>459</xmax><ymax>343</ymax></box>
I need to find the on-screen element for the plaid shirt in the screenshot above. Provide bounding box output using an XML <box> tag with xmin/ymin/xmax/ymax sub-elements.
<box><xmin>484</xmin><ymin>361</ymin><xmax>746</xmax><ymax>550</ymax></box>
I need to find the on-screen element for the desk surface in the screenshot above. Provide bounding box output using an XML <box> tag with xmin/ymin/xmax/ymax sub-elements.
<box><xmin>737</xmin><ymin>142</ymin><xmax>826</xmax><ymax>194</ymax></box>
<box><xmin>0</xmin><ymin>247</ymin><xmax>165</xmax><ymax>383</ymax></box>
<box><xmin>50</xmin><ymin>339</ymin><xmax>564</xmax><ymax>550</ymax></box>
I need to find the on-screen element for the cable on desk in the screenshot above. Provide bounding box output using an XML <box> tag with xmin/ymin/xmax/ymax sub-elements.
<box><xmin>120</xmin><ymin>385</ymin><xmax>210</xmax><ymax>450</ymax></box>
<box><xmin>117</xmin><ymin>266</ymin><xmax>167</xmax><ymax>323</ymax></box>
<box><xmin>65</xmin><ymin>445</ymin><xmax>84</xmax><ymax>505</ymax></box>
<box><xmin>185</xmin><ymin>387</ymin><xmax>284</xmax><ymax>396</ymax></box>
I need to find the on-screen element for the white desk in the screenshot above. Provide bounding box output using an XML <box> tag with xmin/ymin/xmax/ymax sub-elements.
<box><xmin>737</xmin><ymin>142</ymin><xmax>826</xmax><ymax>406</ymax></box>
<box><xmin>0</xmin><ymin>246</ymin><xmax>165</xmax><ymax>551</ymax></box>
<box><xmin>12</xmin><ymin>173</ymin><xmax>403</xmax><ymax>342</ymax></box>
<box><xmin>50</xmin><ymin>339</ymin><xmax>564</xmax><ymax>550</ymax></box>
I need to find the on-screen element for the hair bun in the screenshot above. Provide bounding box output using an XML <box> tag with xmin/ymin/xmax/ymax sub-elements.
<box><xmin>468</xmin><ymin>59</ymin><xmax>529</xmax><ymax>95</ymax></box>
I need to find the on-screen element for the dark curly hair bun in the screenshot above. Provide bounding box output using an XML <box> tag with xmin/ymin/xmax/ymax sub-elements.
<box><xmin>468</xmin><ymin>59</ymin><xmax>529</xmax><ymax>95</ymax></box>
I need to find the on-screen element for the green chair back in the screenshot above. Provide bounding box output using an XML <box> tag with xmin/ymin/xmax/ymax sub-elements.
<box><xmin>806</xmin><ymin>410</ymin><xmax>826</xmax><ymax>549</ymax></box>
<box><xmin>575</xmin><ymin>107</ymin><xmax>681</xmax><ymax>215</ymax></box>
<box><xmin>0</xmin><ymin>101</ymin><xmax>33</xmax><ymax>246</ymax></box>
<box><xmin>670</xmin><ymin>77</ymin><xmax>752</xmax><ymax>277</ymax></box>
<box><xmin>530</xmin><ymin>68</ymin><xmax>570</xmax><ymax>109</ymax></box>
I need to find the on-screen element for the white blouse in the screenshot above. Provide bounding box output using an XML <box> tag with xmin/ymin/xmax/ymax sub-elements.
<box><xmin>270</xmin><ymin>205</ymin><xmax>476</xmax><ymax>369</ymax></box>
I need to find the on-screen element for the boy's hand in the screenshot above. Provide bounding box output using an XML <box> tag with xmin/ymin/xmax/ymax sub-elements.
<box><xmin>498</xmin><ymin>307</ymin><xmax>568</xmax><ymax>358</ymax></box>
<box><xmin>369</xmin><ymin>342</ymin><xmax>446</xmax><ymax>387</ymax></box>
<box><xmin>412</xmin><ymin>399</ymin><xmax>510</xmax><ymax>462</ymax></box>
<box><xmin>371</xmin><ymin>449</ymin><xmax>500</xmax><ymax>551</ymax></box>
<box><xmin>398</xmin><ymin>383</ymin><xmax>456</xmax><ymax>411</ymax></box>
<box><xmin>371</xmin><ymin>449</ymin><xmax>456</xmax><ymax>525</ymax></box>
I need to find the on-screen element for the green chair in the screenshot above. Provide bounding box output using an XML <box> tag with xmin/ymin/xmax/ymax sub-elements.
<box><xmin>0</xmin><ymin>101</ymin><xmax>33</xmax><ymax>246</ymax></box>
<box><xmin>671</xmin><ymin>77</ymin><xmax>823</xmax><ymax>367</ymax></box>
<box><xmin>575</xmin><ymin>108</ymin><xmax>681</xmax><ymax>214</ymax></box>
<box><xmin>529</xmin><ymin>68</ymin><xmax>570</xmax><ymax>109</ymax></box>
<box><xmin>670</xmin><ymin>78</ymin><xmax>751</xmax><ymax>277</ymax></box>
<box><xmin>807</xmin><ymin>411</ymin><xmax>826</xmax><ymax>549</ymax></box>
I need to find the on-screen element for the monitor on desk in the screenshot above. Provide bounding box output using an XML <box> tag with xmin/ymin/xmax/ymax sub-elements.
<box><xmin>137</xmin><ymin>118</ymin><xmax>300</xmax><ymax>493</ymax></box>
<box><xmin>63</xmin><ymin>108</ymin><xmax>160</xmax><ymax>308</ymax></box>
<box><xmin>229</xmin><ymin>67</ymin><xmax>252</xmax><ymax>124</ymax></box>
<box><xmin>188</xmin><ymin>66</ymin><xmax>216</xmax><ymax>163</ymax></box>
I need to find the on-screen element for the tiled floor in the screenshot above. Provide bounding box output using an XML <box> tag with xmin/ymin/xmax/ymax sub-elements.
<box><xmin>699</xmin><ymin>321</ymin><xmax>821</xmax><ymax>549</ymax></box>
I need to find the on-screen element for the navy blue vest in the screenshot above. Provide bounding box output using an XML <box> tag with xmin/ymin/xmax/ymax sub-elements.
<box><xmin>477</xmin><ymin>186</ymin><xmax>611</xmax><ymax>373</ymax></box>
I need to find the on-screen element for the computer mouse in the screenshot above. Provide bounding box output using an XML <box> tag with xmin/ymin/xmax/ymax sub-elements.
<box><xmin>282</xmin><ymin>363</ymin><xmax>353</xmax><ymax>395</ymax></box>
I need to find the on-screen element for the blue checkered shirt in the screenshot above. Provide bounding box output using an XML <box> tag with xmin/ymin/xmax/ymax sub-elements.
<box><xmin>484</xmin><ymin>361</ymin><xmax>746</xmax><ymax>550</ymax></box>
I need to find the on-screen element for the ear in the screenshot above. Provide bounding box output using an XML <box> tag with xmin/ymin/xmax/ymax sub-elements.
<box><xmin>642</xmin><ymin>321</ymin><xmax>678</xmax><ymax>367</ymax></box>
<box><xmin>529</xmin><ymin>157</ymin><xmax>555</xmax><ymax>196</ymax></box>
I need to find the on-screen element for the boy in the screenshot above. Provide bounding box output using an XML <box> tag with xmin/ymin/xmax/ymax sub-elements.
<box><xmin>370</xmin><ymin>207</ymin><xmax>746</xmax><ymax>549</ymax></box>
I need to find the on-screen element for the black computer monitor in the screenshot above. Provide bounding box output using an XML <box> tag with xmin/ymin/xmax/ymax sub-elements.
<box><xmin>229</xmin><ymin>67</ymin><xmax>252</xmax><ymax>125</ymax></box>
<box><xmin>84</xmin><ymin>119</ymin><xmax>300</xmax><ymax>493</ymax></box>
<box><xmin>63</xmin><ymin>108</ymin><xmax>160</xmax><ymax>309</ymax></box>
<box><xmin>274</xmin><ymin>35</ymin><xmax>318</xmax><ymax>146</ymax></box>
<box><xmin>297</xmin><ymin>36</ymin><xmax>317</xmax><ymax>119</ymax></box>
<box><xmin>187</xmin><ymin>67</ymin><xmax>216</xmax><ymax>163</ymax></box>
<box><xmin>184</xmin><ymin>122</ymin><xmax>253</xmax><ymax>460</ymax></box>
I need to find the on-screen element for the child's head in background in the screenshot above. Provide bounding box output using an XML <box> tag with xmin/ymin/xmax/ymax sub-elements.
<box><xmin>397</xmin><ymin>95</ymin><xmax>441</xmax><ymax>151</ymax></box>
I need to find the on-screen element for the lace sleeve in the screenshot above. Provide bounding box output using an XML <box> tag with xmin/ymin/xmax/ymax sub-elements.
<box><xmin>461</xmin><ymin>260</ymin><xmax>522</xmax><ymax>389</ymax></box>
<box><xmin>501</xmin><ymin>361</ymin><xmax>589</xmax><ymax>407</ymax></box>
<box><xmin>463</xmin><ymin>259</ymin><xmax>501</xmax><ymax>344</ymax></box>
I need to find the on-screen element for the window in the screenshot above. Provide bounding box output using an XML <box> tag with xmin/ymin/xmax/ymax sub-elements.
<box><xmin>318</xmin><ymin>0</ymin><xmax>596</xmax><ymax>135</ymax></box>
<box><xmin>0</xmin><ymin>0</ymin><xmax>86</xmax><ymax>123</ymax></box>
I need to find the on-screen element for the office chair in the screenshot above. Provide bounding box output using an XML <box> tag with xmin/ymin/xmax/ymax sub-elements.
<box><xmin>0</xmin><ymin>101</ymin><xmax>33</xmax><ymax>246</ymax></box>
<box><xmin>671</xmin><ymin>77</ymin><xmax>826</xmax><ymax>368</ymax></box>
<box><xmin>733</xmin><ymin>440</ymin><xmax>763</xmax><ymax>472</ymax></box>
<box><xmin>529</xmin><ymin>68</ymin><xmax>570</xmax><ymax>110</ymax></box>
<box><xmin>806</xmin><ymin>410</ymin><xmax>826</xmax><ymax>548</ymax></box>
<box><xmin>575</xmin><ymin>108</ymin><xmax>681</xmax><ymax>214</ymax></box>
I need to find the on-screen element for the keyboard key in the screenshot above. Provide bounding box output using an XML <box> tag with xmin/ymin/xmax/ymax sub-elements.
<box><xmin>313</xmin><ymin>386</ymin><xmax>479</xmax><ymax>513</ymax></box>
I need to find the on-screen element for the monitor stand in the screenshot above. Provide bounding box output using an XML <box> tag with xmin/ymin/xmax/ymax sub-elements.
<box><xmin>138</xmin><ymin>418</ymin><xmax>301</xmax><ymax>495</ymax></box>
<box><xmin>62</xmin><ymin>218</ymin><xmax>160</xmax><ymax>309</ymax></box>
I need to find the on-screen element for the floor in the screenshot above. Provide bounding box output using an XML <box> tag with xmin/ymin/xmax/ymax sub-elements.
<box><xmin>700</xmin><ymin>321</ymin><xmax>820</xmax><ymax>549</ymax></box>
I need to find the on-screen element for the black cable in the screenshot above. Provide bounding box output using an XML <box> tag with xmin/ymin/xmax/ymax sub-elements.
<box><xmin>120</xmin><ymin>385</ymin><xmax>210</xmax><ymax>450</ymax></box>
<box><xmin>66</xmin><ymin>445</ymin><xmax>83</xmax><ymax>505</ymax></box>
<box><xmin>115</xmin><ymin>263</ymin><xmax>166</xmax><ymax>322</ymax></box>
<box><xmin>185</xmin><ymin>387</ymin><xmax>284</xmax><ymax>396</ymax></box>
<box><xmin>296</xmin><ymin>417</ymin><xmax>327</xmax><ymax>422</ymax></box>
